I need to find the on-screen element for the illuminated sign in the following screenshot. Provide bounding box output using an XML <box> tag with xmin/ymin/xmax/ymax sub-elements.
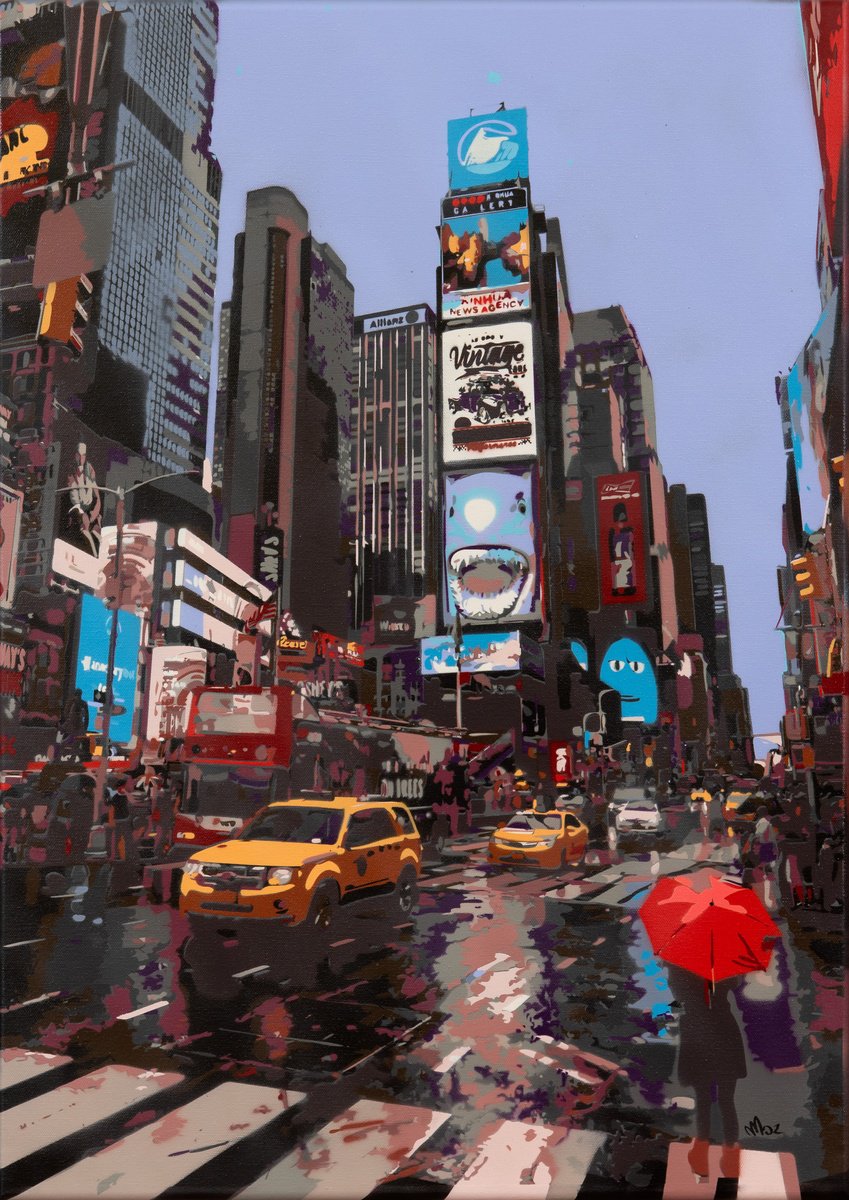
<box><xmin>447</xmin><ymin>108</ymin><xmax>529</xmax><ymax>191</ymax></box>
<box><xmin>420</xmin><ymin>630</ymin><xmax>522</xmax><ymax>675</ymax></box>
<box><xmin>441</xmin><ymin>187</ymin><xmax>530</xmax><ymax>321</ymax></box>
<box><xmin>0</xmin><ymin>98</ymin><xmax>60</xmax><ymax>217</ymax></box>
<box><xmin>74</xmin><ymin>594</ymin><xmax>142</xmax><ymax>744</ymax></box>
<box><xmin>599</xmin><ymin>637</ymin><xmax>658</xmax><ymax>725</ymax></box>
<box><xmin>361</xmin><ymin>306</ymin><xmax>429</xmax><ymax>333</ymax></box>
<box><xmin>596</xmin><ymin>473</ymin><xmax>649</xmax><ymax>607</ymax></box>
<box><xmin>441</xmin><ymin>321</ymin><xmax>537</xmax><ymax>464</ymax></box>
<box><xmin>443</xmin><ymin>466</ymin><xmax>540</xmax><ymax>622</ymax></box>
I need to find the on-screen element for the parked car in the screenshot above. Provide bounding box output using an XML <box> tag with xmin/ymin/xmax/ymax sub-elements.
<box><xmin>488</xmin><ymin>809</ymin><xmax>589</xmax><ymax>870</ymax></box>
<box><xmin>180</xmin><ymin>796</ymin><xmax>422</xmax><ymax>932</ymax></box>
<box><xmin>614</xmin><ymin>798</ymin><xmax>665</xmax><ymax>835</ymax></box>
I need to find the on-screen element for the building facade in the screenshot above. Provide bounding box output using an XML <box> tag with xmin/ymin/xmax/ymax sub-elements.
<box><xmin>350</xmin><ymin>305</ymin><xmax>437</xmax><ymax>625</ymax></box>
<box><xmin>218</xmin><ymin>187</ymin><xmax>354</xmax><ymax>642</ymax></box>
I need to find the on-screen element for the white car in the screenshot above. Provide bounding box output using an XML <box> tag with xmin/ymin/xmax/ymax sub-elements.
<box><xmin>614</xmin><ymin>798</ymin><xmax>665</xmax><ymax>834</ymax></box>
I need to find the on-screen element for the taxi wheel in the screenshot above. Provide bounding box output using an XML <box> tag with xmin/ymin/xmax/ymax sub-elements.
<box><xmin>395</xmin><ymin>868</ymin><xmax>419</xmax><ymax>917</ymax></box>
<box><xmin>306</xmin><ymin>883</ymin><xmax>338</xmax><ymax>932</ymax></box>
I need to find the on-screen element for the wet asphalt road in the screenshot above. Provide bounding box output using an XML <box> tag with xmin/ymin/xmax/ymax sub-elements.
<box><xmin>0</xmin><ymin>813</ymin><xmax>844</xmax><ymax>1197</ymax></box>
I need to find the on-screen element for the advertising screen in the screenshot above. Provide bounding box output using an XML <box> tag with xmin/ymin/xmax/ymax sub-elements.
<box><xmin>441</xmin><ymin>321</ymin><xmax>536</xmax><ymax>464</ymax></box>
<box><xmin>74</xmin><ymin>593</ymin><xmax>142</xmax><ymax>744</ymax></box>
<box><xmin>443</xmin><ymin>466</ymin><xmax>540</xmax><ymax>623</ymax></box>
<box><xmin>785</xmin><ymin>294</ymin><xmax>837</xmax><ymax>535</ymax></box>
<box><xmin>447</xmin><ymin>108</ymin><xmax>529</xmax><ymax>191</ymax></box>
<box><xmin>596</xmin><ymin>472</ymin><xmax>649</xmax><ymax>607</ymax></box>
<box><xmin>599</xmin><ymin>636</ymin><xmax>658</xmax><ymax>724</ymax></box>
<box><xmin>420</xmin><ymin>630</ymin><xmax>522</xmax><ymax>675</ymax></box>
<box><xmin>441</xmin><ymin>187</ymin><xmax>530</xmax><ymax>321</ymax></box>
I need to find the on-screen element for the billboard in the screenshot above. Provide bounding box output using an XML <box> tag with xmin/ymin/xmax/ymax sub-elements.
<box><xmin>443</xmin><ymin>466</ymin><xmax>540</xmax><ymax>622</ymax></box>
<box><xmin>447</xmin><ymin>108</ymin><xmax>529</xmax><ymax>191</ymax></box>
<box><xmin>442</xmin><ymin>187</ymin><xmax>530</xmax><ymax>321</ymax></box>
<box><xmin>421</xmin><ymin>630</ymin><xmax>522</xmax><ymax>675</ymax></box>
<box><xmin>145</xmin><ymin>646</ymin><xmax>208</xmax><ymax>751</ymax></box>
<box><xmin>0</xmin><ymin>94</ymin><xmax>61</xmax><ymax>218</ymax></box>
<box><xmin>785</xmin><ymin>293</ymin><xmax>837</xmax><ymax>536</ymax></box>
<box><xmin>599</xmin><ymin>636</ymin><xmax>658</xmax><ymax>725</ymax></box>
<box><xmin>0</xmin><ymin>483</ymin><xmax>22</xmax><ymax>609</ymax></box>
<box><xmin>361</xmin><ymin>307</ymin><xmax>429</xmax><ymax>334</ymax></box>
<box><xmin>596</xmin><ymin>472</ymin><xmax>649</xmax><ymax>607</ymax></box>
<box><xmin>441</xmin><ymin>321</ymin><xmax>536</xmax><ymax>463</ymax></box>
<box><xmin>74</xmin><ymin>593</ymin><xmax>142</xmax><ymax>744</ymax></box>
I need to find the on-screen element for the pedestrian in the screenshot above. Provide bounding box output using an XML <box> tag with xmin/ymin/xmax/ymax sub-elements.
<box><xmin>667</xmin><ymin>963</ymin><xmax>746</xmax><ymax>1180</ymax></box>
<box><xmin>707</xmin><ymin>789</ymin><xmax>725</xmax><ymax>841</ymax></box>
<box><xmin>153</xmin><ymin>775</ymin><xmax>179</xmax><ymax>859</ymax></box>
<box><xmin>105</xmin><ymin>773</ymin><xmax>133</xmax><ymax>861</ymax></box>
<box><xmin>752</xmin><ymin>805</ymin><xmax>778</xmax><ymax>873</ymax></box>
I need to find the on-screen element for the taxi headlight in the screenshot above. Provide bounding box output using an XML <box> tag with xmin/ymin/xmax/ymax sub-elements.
<box><xmin>537</xmin><ymin>837</ymin><xmax>558</xmax><ymax>849</ymax></box>
<box><xmin>268</xmin><ymin>867</ymin><xmax>293</xmax><ymax>885</ymax></box>
<box><xmin>182</xmin><ymin>861</ymin><xmax>203</xmax><ymax>877</ymax></box>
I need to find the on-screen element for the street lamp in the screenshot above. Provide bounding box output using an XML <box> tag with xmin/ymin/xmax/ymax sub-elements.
<box><xmin>56</xmin><ymin>468</ymin><xmax>199</xmax><ymax>822</ymax></box>
<box><xmin>452</xmin><ymin>610</ymin><xmax>465</xmax><ymax>732</ymax></box>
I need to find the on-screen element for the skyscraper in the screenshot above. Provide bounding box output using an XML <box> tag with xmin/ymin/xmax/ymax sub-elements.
<box><xmin>218</xmin><ymin>187</ymin><xmax>353</xmax><ymax>638</ymax></box>
<box><xmin>350</xmin><ymin>305</ymin><xmax>437</xmax><ymax>623</ymax></box>
<box><xmin>91</xmin><ymin>0</ymin><xmax>221</xmax><ymax>471</ymax></box>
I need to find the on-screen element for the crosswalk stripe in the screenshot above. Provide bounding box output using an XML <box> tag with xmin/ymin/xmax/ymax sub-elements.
<box><xmin>0</xmin><ymin>1048</ymin><xmax>73</xmax><ymax>1091</ymax></box>
<box><xmin>15</xmin><ymin>1081</ymin><xmax>303</xmax><ymax>1200</ymax></box>
<box><xmin>234</xmin><ymin>1098</ymin><xmax>450</xmax><ymax>1199</ymax></box>
<box><xmin>1</xmin><ymin>1064</ymin><xmax>184</xmax><ymax>1168</ymax></box>
<box><xmin>444</xmin><ymin>1119</ymin><xmax>601</xmax><ymax>1199</ymax></box>
<box><xmin>663</xmin><ymin>1142</ymin><xmax>801</xmax><ymax>1200</ymax></box>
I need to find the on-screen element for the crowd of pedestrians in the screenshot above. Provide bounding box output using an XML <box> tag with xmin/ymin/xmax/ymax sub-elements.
<box><xmin>1</xmin><ymin>764</ymin><xmax>180</xmax><ymax>868</ymax></box>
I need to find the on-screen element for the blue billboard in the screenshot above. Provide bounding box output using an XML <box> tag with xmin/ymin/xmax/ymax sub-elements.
<box><xmin>74</xmin><ymin>593</ymin><xmax>142</xmax><ymax>743</ymax></box>
<box><xmin>599</xmin><ymin>637</ymin><xmax>658</xmax><ymax>725</ymax></box>
<box><xmin>447</xmin><ymin>108</ymin><xmax>529</xmax><ymax>191</ymax></box>
<box><xmin>786</xmin><ymin>293</ymin><xmax>837</xmax><ymax>536</ymax></box>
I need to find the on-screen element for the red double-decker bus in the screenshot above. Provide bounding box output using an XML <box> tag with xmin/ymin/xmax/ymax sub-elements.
<box><xmin>172</xmin><ymin>685</ymin><xmax>299</xmax><ymax>854</ymax></box>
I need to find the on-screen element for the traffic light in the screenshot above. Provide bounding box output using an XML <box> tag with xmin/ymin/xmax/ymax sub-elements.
<box><xmin>38</xmin><ymin>273</ymin><xmax>93</xmax><ymax>354</ymax></box>
<box><xmin>790</xmin><ymin>551</ymin><xmax>827</xmax><ymax>599</ymax></box>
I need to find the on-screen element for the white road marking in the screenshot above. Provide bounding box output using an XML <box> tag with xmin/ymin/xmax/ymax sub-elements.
<box><xmin>1</xmin><ymin>992</ymin><xmax>61</xmax><ymax>1015</ymax></box>
<box><xmin>3</xmin><ymin>939</ymin><xmax>46</xmax><ymax>949</ymax></box>
<box><xmin>15</xmin><ymin>1081</ymin><xmax>301</xmax><ymax>1200</ymax></box>
<box><xmin>234</xmin><ymin>1097</ymin><xmax>449</xmax><ymax>1199</ymax></box>
<box><xmin>115</xmin><ymin>1000</ymin><xmax>170</xmax><ymax>1020</ymax></box>
<box><xmin>433</xmin><ymin>1045</ymin><xmax>471</xmax><ymax>1074</ymax></box>
<box><xmin>0</xmin><ymin>1064</ymin><xmax>184</xmax><ymax>1168</ymax></box>
<box><xmin>231</xmin><ymin>965</ymin><xmax>269</xmax><ymax>979</ymax></box>
<box><xmin>0</xmin><ymin>1048</ymin><xmax>73</xmax><ymax>1091</ymax></box>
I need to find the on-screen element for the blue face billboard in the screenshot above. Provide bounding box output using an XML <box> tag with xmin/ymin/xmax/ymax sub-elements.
<box><xmin>599</xmin><ymin>637</ymin><xmax>658</xmax><ymax>724</ymax></box>
<box><xmin>447</xmin><ymin>108</ymin><xmax>529</xmax><ymax>191</ymax></box>
<box><xmin>443</xmin><ymin>466</ymin><xmax>540</xmax><ymax>623</ymax></box>
<box><xmin>74</xmin><ymin>593</ymin><xmax>142</xmax><ymax>743</ymax></box>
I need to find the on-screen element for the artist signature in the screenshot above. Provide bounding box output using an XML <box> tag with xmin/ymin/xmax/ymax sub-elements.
<box><xmin>744</xmin><ymin>1116</ymin><xmax>782</xmax><ymax>1137</ymax></box>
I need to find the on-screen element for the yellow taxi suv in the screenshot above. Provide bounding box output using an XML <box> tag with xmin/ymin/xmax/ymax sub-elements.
<box><xmin>488</xmin><ymin>809</ymin><xmax>589</xmax><ymax>870</ymax></box>
<box><xmin>179</xmin><ymin>797</ymin><xmax>421</xmax><ymax>931</ymax></box>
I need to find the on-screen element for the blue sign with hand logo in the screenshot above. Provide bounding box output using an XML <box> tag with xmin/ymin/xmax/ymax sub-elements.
<box><xmin>447</xmin><ymin>108</ymin><xmax>529</xmax><ymax>191</ymax></box>
<box><xmin>74</xmin><ymin>593</ymin><xmax>142</xmax><ymax>743</ymax></box>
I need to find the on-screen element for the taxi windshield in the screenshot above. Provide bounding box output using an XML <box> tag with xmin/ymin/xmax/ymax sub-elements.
<box><xmin>504</xmin><ymin>813</ymin><xmax>563</xmax><ymax>832</ymax></box>
<box><xmin>240</xmin><ymin>806</ymin><xmax>343</xmax><ymax>844</ymax></box>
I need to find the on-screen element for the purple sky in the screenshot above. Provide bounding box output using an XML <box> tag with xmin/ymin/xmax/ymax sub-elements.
<box><xmin>208</xmin><ymin>0</ymin><xmax>823</xmax><ymax>741</ymax></box>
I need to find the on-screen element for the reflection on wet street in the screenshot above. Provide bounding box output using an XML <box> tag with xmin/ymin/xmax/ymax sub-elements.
<box><xmin>1</xmin><ymin>819</ymin><xmax>843</xmax><ymax>1197</ymax></box>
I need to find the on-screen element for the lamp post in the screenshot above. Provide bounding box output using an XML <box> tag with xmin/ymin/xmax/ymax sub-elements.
<box><xmin>56</xmin><ymin>469</ymin><xmax>199</xmax><ymax>823</ymax></box>
<box><xmin>452</xmin><ymin>611</ymin><xmax>464</xmax><ymax>732</ymax></box>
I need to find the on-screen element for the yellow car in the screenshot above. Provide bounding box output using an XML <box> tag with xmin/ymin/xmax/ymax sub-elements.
<box><xmin>488</xmin><ymin>808</ymin><xmax>589</xmax><ymax>870</ymax></box>
<box><xmin>179</xmin><ymin>797</ymin><xmax>421</xmax><ymax>930</ymax></box>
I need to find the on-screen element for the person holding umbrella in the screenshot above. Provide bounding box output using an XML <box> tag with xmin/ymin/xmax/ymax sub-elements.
<box><xmin>639</xmin><ymin>867</ymin><xmax>781</xmax><ymax>1182</ymax></box>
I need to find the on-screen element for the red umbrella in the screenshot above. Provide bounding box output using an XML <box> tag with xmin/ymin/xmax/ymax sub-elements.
<box><xmin>638</xmin><ymin>867</ymin><xmax>781</xmax><ymax>985</ymax></box>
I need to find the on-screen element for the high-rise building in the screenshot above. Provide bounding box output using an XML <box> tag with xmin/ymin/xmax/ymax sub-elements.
<box><xmin>218</xmin><ymin>187</ymin><xmax>353</xmax><ymax>639</ymax></box>
<box><xmin>350</xmin><ymin>305</ymin><xmax>437</xmax><ymax>623</ymax></box>
<box><xmin>211</xmin><ymin>300</ymin><xmax>230</xmax><ymax>496</ymax></box>
<box><xmin>91</xmin><ymin>0</ymin><xmax>221</xmax><ymax>472</ymax></box>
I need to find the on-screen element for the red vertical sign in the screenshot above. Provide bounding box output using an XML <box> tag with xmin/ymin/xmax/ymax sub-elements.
<box><xmin>596</xmin><ymin>472</ymin><xmax>648</xmax><ymax>606</ymax></box>
<box><xmin>549</xmin><ymin>741</ymin><xmax>573</xmax><ymax>787</ymax></box>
